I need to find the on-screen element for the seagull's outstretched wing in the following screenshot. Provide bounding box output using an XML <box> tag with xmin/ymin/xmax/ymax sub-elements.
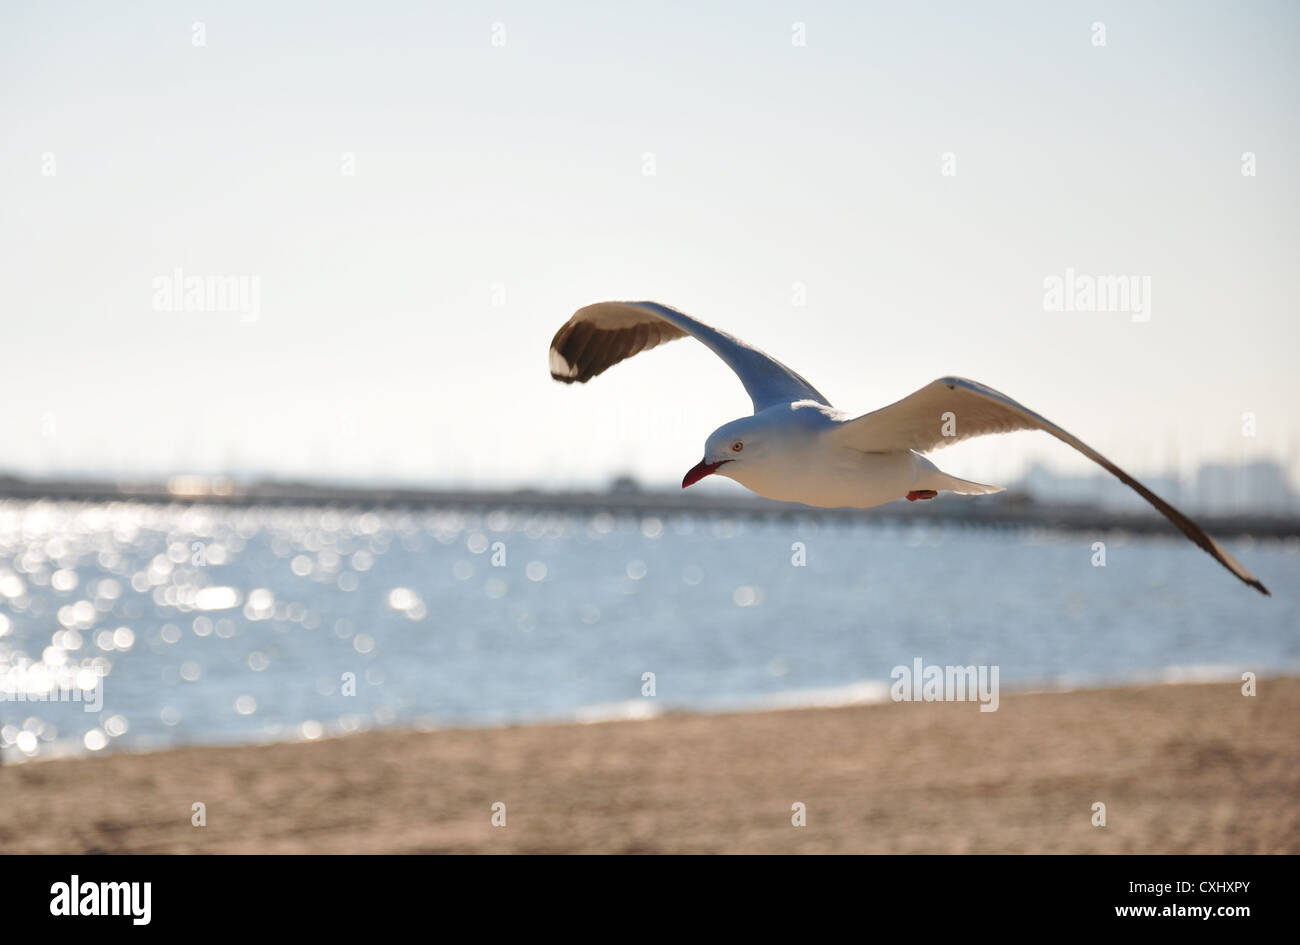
<box><xmin>829</xmin><ymin>376</ymin><xmax>1269</xmax><ymax>595</ymax></box>
<box><xmin>549</xmin><ymin>301</ymin><xmax>830</xmax><ymax>413</ymax></box>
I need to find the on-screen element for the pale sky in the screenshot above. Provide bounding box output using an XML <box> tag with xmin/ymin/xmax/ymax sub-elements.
<box><xmin>3</xmin><ymin>1</ymin><xmax>1297</xmax><ymax>490</ymax></box>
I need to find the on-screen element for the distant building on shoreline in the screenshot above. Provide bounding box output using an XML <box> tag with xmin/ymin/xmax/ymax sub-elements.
<box><xmin>1013</xmin><ymin>459</ymin><xmax>1297</xmax><ymax>516</ymax></box>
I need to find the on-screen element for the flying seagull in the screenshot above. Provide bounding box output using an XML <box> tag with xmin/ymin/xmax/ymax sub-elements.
<box><xmin>548</xmin><ymin>300</ymin><xmax>1269</xmax><ymax>595</ymax></box>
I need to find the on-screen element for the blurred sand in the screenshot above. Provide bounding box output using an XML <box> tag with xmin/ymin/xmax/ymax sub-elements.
<box><xmin>2</xmin><ymin>678</ymin><xmax>1296</xmax><ymax>853</ymax></box>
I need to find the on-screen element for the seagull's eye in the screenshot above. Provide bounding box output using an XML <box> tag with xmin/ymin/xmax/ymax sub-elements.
<box><xmin>731</xmin><ymin>441</ymin><xmax>743</xmax><ymax>452</ymax></box>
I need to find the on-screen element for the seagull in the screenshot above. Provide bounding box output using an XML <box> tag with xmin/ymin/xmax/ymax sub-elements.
<box><xmin>548</xmin><ymin>301</ymin><xmax>1269</xmax><ymax>595</ymax></box>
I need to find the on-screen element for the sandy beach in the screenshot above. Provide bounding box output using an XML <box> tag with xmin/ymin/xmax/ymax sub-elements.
<box><xmin>2</xmin><ymin>678</ymin><xmax>1296</xmax><ymax>854</ymax></box>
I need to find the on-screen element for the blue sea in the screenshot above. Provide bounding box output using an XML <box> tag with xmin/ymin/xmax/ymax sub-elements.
<box><xmin>0</xmin><ymin>500</ymin><xmax>1296</xmax><ymax>762</ymax></box>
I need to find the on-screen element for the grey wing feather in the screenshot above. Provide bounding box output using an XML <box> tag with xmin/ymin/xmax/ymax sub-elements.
<box><xmin>830</xmin><ymin>377</ymin><xmax>1269</xmax><ymax>595</ymax></box>
<box><xmin>549</xmin><ymin>301</ymin><xmax>830</xmax><ymax>412</ymax></box>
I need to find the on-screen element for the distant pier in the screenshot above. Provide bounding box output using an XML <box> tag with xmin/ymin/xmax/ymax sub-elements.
<box><xmin>0</xmin><ymin>475</ymin><xmax>1296</xmax><ymax>539</ymax></box>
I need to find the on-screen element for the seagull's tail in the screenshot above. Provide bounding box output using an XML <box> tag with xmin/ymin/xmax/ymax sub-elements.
<box><xmin>934</xmin><ymin>473</ymin><xmax>1004</xmax><ymax>496</ymax></box>
<box><xmin>912</xmin><ymin>455</ymin><xmax>1004</xmax><ymax>496</ymax></box>
<box><xmin>915</xmin><ymin>457</ymin><xmax>1003</xmax><ymax>499</ymax></box>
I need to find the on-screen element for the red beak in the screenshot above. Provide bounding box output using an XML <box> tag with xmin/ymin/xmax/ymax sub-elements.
<box><xmin>682</xmin><ymin>459</ymin><xmax>731</xmax><ymax>489</ymax></box>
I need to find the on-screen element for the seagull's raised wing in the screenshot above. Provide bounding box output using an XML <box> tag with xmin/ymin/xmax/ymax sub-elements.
<box><xmin>829</xmin><ymin>376</ymin><xmax>1269</xmax><ymax>595</ymax></box>
<box><xmin>549</xmin><ymin>301</ymin><xmax>830</xmax><ymax>412</ymax></box>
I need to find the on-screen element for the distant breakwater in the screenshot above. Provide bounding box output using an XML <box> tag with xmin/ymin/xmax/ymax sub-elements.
<box><xmin>1</xmin><ymin>476</ymin><xmax>1296</xmax><ymax>539</ymax></box>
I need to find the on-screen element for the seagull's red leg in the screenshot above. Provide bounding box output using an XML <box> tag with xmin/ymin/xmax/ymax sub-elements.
<box><xmin>906</xmin><ymin>490</ymin><xmax>938</xmax><ymax>502</ymax></box>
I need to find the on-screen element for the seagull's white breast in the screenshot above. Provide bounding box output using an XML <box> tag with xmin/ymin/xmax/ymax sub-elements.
<box><xmin>718</xmin><ymin>408</ymin><xmax>921</xmax><ymax>509</ymax></box>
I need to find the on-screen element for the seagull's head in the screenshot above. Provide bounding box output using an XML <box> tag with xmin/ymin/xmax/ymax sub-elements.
<box><xmin>682</xmin><ymin>417</ymin><xmax>768</xmax><ymax>489</ymax></box>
